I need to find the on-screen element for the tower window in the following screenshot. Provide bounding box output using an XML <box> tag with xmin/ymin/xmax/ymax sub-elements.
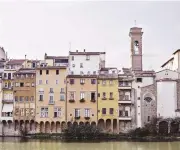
<box><xmin>136</xmin><ymin>78</ymin><xmax>142</xmax><ymax>82</ymax></box>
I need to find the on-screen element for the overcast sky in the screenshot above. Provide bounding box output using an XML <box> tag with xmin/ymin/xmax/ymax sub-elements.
<box><xmin>0</xmin><ymin>1</ymin><xmax>180</xmax><ymax>70</ymax></box>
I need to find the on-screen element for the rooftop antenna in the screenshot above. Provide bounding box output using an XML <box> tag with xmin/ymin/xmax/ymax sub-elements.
<box><xmin>134</xmin><ymin>20</ymin><xmax>137</xmax><ymax>27</ymax></box>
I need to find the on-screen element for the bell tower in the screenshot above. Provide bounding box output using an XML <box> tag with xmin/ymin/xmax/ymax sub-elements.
<box><xmin>129</xmin><ymin>27</ymin><xmax>143</xmax><ymax>71</ymax></box>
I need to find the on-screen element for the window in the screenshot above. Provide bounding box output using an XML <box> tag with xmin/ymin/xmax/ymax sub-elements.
<box><xmin>26</xmin><ymin>82</ymin><xmax>30</xmax><ymax>87</ymax></box>
<box><xmin>60</xmin><ymin>94</ymin><xmax>65</xmax><ymax>100</ymax></box>
<box><xmin>144</xmin><ymin>97</ymin><xmax>152</xmax><ymax>103</ymax></box>
<box><xmin>49</xmin><ymin>96</ymin><xmax>54</xmax><ymax>103</ymax></box>
<box><xmin>91</xmin><ymin>79</ymin><xmax>96</xmax><ymax>84</ymax></box>
<box><xmin>56</xmin><ymin>70</ymin><xmax>59</xmax><ymax>75</ymax></box>
<box><xmin>148</xmin><ymin>116</ymin><xmax>150</xmax><ymax>122</ymax></box>
<box><xmin>86</xmin><ymin>55</ymin><xmax>90</xmax><ymax>60</ymax></box>
<box><xmin>46</xmin><ymin>70</ymin><xmax>49</xmax><ymax>75</ymax></box>
<box><xmin>110</xmin><ymin>92</ymin><xmax>113</xmax><ymax>99</ymax></box>
<box><xmin>71</xmin><ymin>71</ymin><xmax>74</xmax><ymax>75</ymax></box>
<box><xmin>41</xmin><ymin>107</ymin><xmax>48</xmax><ymax>118</ymax></box>
<box><xmin>136</xmin><ymin>78</ymin><xmax>142</xmax><ymax>82</ymax></box>
<box><xmin>20</xmin><ymin>96</ymin><xmax>24</xmax><ymax>102</ymax></box>
<box><xmin>75</xmin><ymin>109</ymin><xmax>80</xmax><ymax>117</ymax></box>
<box><xmin>70</xmin><ymin>92</ymin><xmax>75</xmax><ymax>100</ymax></box>
<box><xmin>80</xmin><ymin>92</ymin><xmax>85</xmax><ymax>99</ymax></box>
<box><xmin>85</xmin><ymin>109</ymin><xmax>90</xmax><ymax>117</ymax></box>
<box><xmin>125</xmin><ymin>95</ymin><xmax>129</xmax><ymax>100</ymax></box>
<box><xmin>119</xmin><ymin>111</ymin><xmax>123</xmax><ymax>116</ymax></box>
<box><xmin>98</xmin><ymin>93</ymin><xmax>100</xmax><ymax>97</ymax></box>
<box><xmin>15</xmin><ymin>82</ymin><xmax>20</xmax><ymax>87</ymax></box>
<box><xmin>70</xmin><ymin>79</ymin><xmax>74</xmax><ymax>84</ymax></box>
<box><xmin>56</xmin><ymin>80</ymin><xmax>58</xmax><ymax>84</ymax></box>
<box><xmin>109</xmin><ymin>80</ymin><xmax>113</xmax><ymax>85</ymax></box>
<box><xmin>138</xmin><ymin>97</ymin><xmax>140</xmax><ymax>100</ymax></box>
<box><xmin>39</xmin><ymin>80</ymin><xmax>42</xmax><ymax>85</ymax></box>
<box><xmin>80</xmin><ymin>79</ymin><xmax>85</xmax><ymax>84</ymax></box>
<box><xmin>91</xmin><ymin>92</ymin><xmax>95</xmax><ymax>100</ymax></box>
<box><xmin>102</xmin><ymin>80</ymin><xmax>106</xmax><ymax>85</ymax></box>
<box><xmin>60</xmin><ymin>88</ymin><xmax>64</xmax><ymax>93</ymax></box>
<box><xmin>72</xmin><ymin>56</ymin><xmax>74</xmax><ymax>61</ymax></box>
<box><xmin>39</xmin><ymin>95</ymin><xmax>43</xmax><ymax>101</ymax></box>
<box><xmin>80</xmin><ymin>71</ymin><xmax>84</xmax><ymax>75</ymax></box>
<box><xmin>4</xmin><ymin>73</ymin><xmax>7</xmax><ymax>78</ymax></box>
<box><xmin>25</xmin><ymin>96</ymin><xmax>29</xmax><ymax>101</ymax></box>
<box><xmin>46</xmin><ymin>80</ymin><xmax>48</xmax><ymax>84</ymax></box>
<box><xmin>20</xmin><ymin>82</ymin><xmax>24</xmax><ymax>87</ymax></box>
<box><xmin>50</xmin><ymin>88</ymin><xmax>53</xmax><ymax>93</ymax></box>
<box><xmin>54</xmin><ymin>107</ymin><xmax>61</xmax><ymax>118</ymax></box>
<box><xmin>40</xmin><ymin>70</ymin><xmax>42</xmax><ymax>75</ymax></box>
<box><xmin>102</xmin><ymin>108</ymin><xmax>106</xmax><ymax>114</ymax></box>
<box><xmin>31</xmin><ymin>82</ymin><xmax>35</xmax><ymax>87</ymax></box>
<box><xmin>80</xmin><ymin>63</ymin><xmax>83</xmax><ymax>68</ymax></box>
<box><xmin>109</xmin><ymin>108</ymin><xmax>114</xmax><ymax>115</ymax></box>
<box><xmin>30</xmin><ymin>96</ymin><xmax>34</xmax><ymax>101</ymax></box>
<box><xmin>103</xmin><ymin>92</ymin><xmax>106</xmax><ymax>99</ymax></box>
<box><xmin>125</xmin><ymin>111</ymin><xmax>128</xmax><ymax>116</ymax></box>
<box><xmin>15</xmin><ymin>96</ymin><xmax>18</xmax><ymax>102</ymax></box>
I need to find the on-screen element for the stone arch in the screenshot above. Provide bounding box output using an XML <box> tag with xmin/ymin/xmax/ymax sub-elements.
<box><xmin>125</xmin><ymin>106</ymin><xmax>130</xmax><ymax>116</ymax></box>
<box><xmin>106</xmin><ymin>119</ymin><xmax>111</xmax><ymax>132</ymax></box>
<box><xmin>143</xmin><ymin>92</ymin><xmax>155</xmax><ymax>103</ymax></box>
<box><xmin>35</xmin><ymin>122</ymin><xmax>39</xmax><ymax>133</ymax></box>
<box><xmin>170</xmin><ymin>121</ymin><xmax>179</xmax><ymax>134</ymax></box>
<box><xmin>2</xmin><ymin>120</ymin><xmax>7</xmax><ymax>136</ymax></box>
<box><xmin>25</xmin><ymin>120</ymin><xmax>30</xmax><ymax>132</ymax></box>
<box><xmin>40</xmin><ymin>121</ymin><xmax>44</xmax><ymax>133</ymax></box>
<box><xmin>98</xmin><ymin>119</ymin><xmax>105</xmax><ymax>130</ymax></box>
<box><xmin>61</xmin><ymin>121</ymin><xmax>66</xmax><ymax>132</ymax></box>
<box><xmin>45</xmin><ymin>121</ymin><xmax>50</xmax><ymax>133</ymax></box>
<box><xmin>91</xmin><ymin>121</ymin><xmax>96</xmax><ymax>127</ymax></box>
<box><xmin>113</xmin><ymin>119</ymin><xmax>118</xmax><ymax>133</ymax></box>
<box><xmin>56</xmin><ymin>121</ymin><xmax>60</xmax><ymax>133</ymax></box>
<box><xmin>79</xmin><ymin>121</ymin><xmax>84</xmax><ymax>127</ymax></box>
<box><xmin>73</xmin><ymin>122</ymin><xmax>78</xmax><ymax>127</ymax></box>
<box><xmin>7</xmin><ymin>120</ymin><xmax>13</xmax><ymax>129</ymax></box>
<box><xmin>159</xmin><ymin>121</ymin><xmax>168</xmax><ymax>135</ymax></box>
<box><xmin>85</xmin><ymin>122</ymin><xmax>90</xmax><ymax>126</ymax></box>
<box><xmin>51</xmin><ymin>122</ymin><xmax>56</xmax><ymax>133</ymax></box>
<box><xmin>67</xmin><ymin>121</ymin><xmax>72</xmax><ymax>128</ymax></box>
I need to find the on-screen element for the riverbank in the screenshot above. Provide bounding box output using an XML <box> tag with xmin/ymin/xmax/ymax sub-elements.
<box><xmin>21</xmin><ymin>133</ymin><xmax>180</xmax><ymax>142</ymax></box>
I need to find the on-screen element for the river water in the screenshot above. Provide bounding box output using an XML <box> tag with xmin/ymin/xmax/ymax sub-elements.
<box><xmin>0</xmin><ymin>138</ymin><xmax>180</xmax><ymax>150</ymax></box>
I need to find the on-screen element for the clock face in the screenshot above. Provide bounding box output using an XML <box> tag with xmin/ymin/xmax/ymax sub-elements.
<box><xmin>134</xmin><ymin>41</ymin><xmax>139</xmax><ymax>54</ymax></box>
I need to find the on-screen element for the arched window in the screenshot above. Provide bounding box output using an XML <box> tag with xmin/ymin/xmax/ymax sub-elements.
<box><xmin>134</xmin><ymin>41</ymin><xmax>139</xmax><ymax>54</ymax></box>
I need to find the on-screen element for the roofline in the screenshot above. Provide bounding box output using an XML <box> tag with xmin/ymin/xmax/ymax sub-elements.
<box><xmin>156</xmin><ymin>68</ymin><xmax>180</xmax><ymax>74</ymax></box>
<box><xmin>36</xmin><ymin>66</ymin><xmax>67</xmax><ymax>70</ymax></box>
<box><xmin>173</xmin><ymin>49</ymin><xmax>180</xmax><ymax>55</ymax></box>
<box><xmin>161</xmin><ymin>57</ymin><xmax>174</xmax><ymax>67</ymax></box>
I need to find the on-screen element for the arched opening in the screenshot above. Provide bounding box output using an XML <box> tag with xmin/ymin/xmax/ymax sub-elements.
<box><xmin>45</xmin><ymin>121</ymin><xmax>50</xmax><ymax>133</ymax></box>
<box><xmin>51</xmin><ymin>122</ymin><xmax>56</xmax><ymax>133</ymax></box>
<box><xmin>106</xmin><ymin>119</ymin><xmax>111</xmax><ymax>132</ymax></box>
<box><xmin>30</xmin><ymin>120</ymin><xmax>35</xmax><ymax>132</ymax></box>
<box><xmin>159</xmin><ymin>121</ymin><xmax>168</xmax><ymax>135</ymax></box>
<box><xmin>8</xmin><ymin>120</ymin><xmax>13</xmax><ymax>129</ymax></box>
<box><xmin>98</xmin><ymin>119</ymin><xmax>105</xmax><ymax>130</ymax></box>
<box><xmin>170</xmin><ymin>121</ymin><xmax>179</xmax><ymax>134</ymax></box>
<box><xmin>2</xmin><ymin>120</ymin><xmax>7</xmax><ymax>136</ymax></box>
<box><xmin>15</xmin><ymin>120</ymin><xmax>19</xmax><ymax>131</ymax></box>
<box><xmin>56</xmin><ymin>121</ymin><xmax>61</xmax><ymax>133</ymax></box>
<box><xmin>91</xmin><ymin>122</ymin><xmax>96</xmax><ymax>128</ymax></box>
<box><xmin>79</xmin><ymin>122</ymin><xmax>84</xmax><ymax>127</ymax></box>
<box><xmin>113</xmin><ymin>119</ymin><xmax>117</xmax><ymax>133</ymax></box>
<box><xmin>40</xmin><ymin>121</ymin><xmax>44</xmax><ymax>133</ymax></box>
<box><xmin>35</xmin><ymin>122</ymin><xmax>39</xmax><ymax>133</ymax></box>
<box><xmin>61</xmin><ymin>121</ymin><xmax>66</xmax><ymax>132</ymax></box>
<box><xmin>85</xmin><ymin>122</ymin><xmax>90</xmax><ymax>126</ymax></box>
<box><xmin>67</xmin><ymin>121</ymin><xmax>72</xmax><ymax>128</ymax></box>
<box><xmin>73</xmin><ymin>122</ymin><xmax>78</xmax><ymax>127</ymax></box>
<box><xmin>25</xmin><ymin>120</ymin><xmax>29</xmax><ymax>132</ymax></box>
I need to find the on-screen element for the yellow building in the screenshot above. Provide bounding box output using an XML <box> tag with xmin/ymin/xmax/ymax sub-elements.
<box><xmin>97</xmin><ymin>68</ymin><xmax>119</xmax><ymax>133</ymax></box>
<box><xmin>35</xmin><ymin>66</ymin><xmax>67</xmax><ymax>133</ymax></box>
<box><xmin>66</xmin><ymin>75</ymin><xmax>97</xmax><ymax>126</ymax></box>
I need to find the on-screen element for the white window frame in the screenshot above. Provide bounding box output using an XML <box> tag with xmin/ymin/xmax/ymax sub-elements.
<box><xmin>80</xmin><ymin>63</ymin><xmax>83</xmax><ymax>68</ymax></box>
<box><xmin>39</xmin><ymin>80</ymin><xmax>42</xmax><ymax>85</ymax></box>
<box><xmin>41</xmin><ymin>107</ymin><xmax>48</xmax><ymax>118</ymax></box>
<box><xmin>84</xmin><ymin>108</ymin><xmax>90</xmax><ymax>117</ymax></box>
<box><xmin>46</xmin><ymin>80</ymin><xmax>48</xmax><ymax>84</ymax></box>
<box><xmin>70</xmin><ymin>92</ymin><xmax>75</xmax><ymax>100</ymax></box>
<box><xmin>80</xmin><ymin>92</ymin><xmax>85</xmax><ymax>99</ymax></box>
<box><xmin>75</xmin><ymin>109</ymin><xmax>80</xmax><ymax>117</ymax></box>
<box><xmin>54</xmin><ymin>107</ymin><xmax>61</xmax><ymax>117</ymax></box>
<box><xmin>80</xmin><ymin>79</ymin><xmax>85</xmax><ymax>84</ymax></box>
<box><xmin>56</xmin><ymin>80</ymin><xmax>58</xmax><ymax>84</ymax></box>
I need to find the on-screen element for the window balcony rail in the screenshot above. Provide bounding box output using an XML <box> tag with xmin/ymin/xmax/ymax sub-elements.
<box><xmin>69</xmin><ymin>99</ymin><xmax>75</xmax><ymax>103</ymax></box>
<box><xmin>49</xmin><ymin>101</ymin><xmax>55</xmax><ymax>105</ymax></box>
<box><xmin>119</xmin><ymin>116</ymin><xmax>132</xmax><ymax>121</ymax></box>
<box><xmin>2</xmin><ymin>99</ymin><xmax>13</xmax><ymax>103</ymax></box>
<box><xmin>80</xmin><ymin>98</ymin><xmax>85</xmax><ymax>103</ymax></box>
<box><xmin>75</xmin><ymin>116</ymin><xmax>80</xmax><ymax>120</ymax></box>
<box><xmin>102</xmin><ymin>97</ymin><xmax>107</xmax><ymax>100</ymax></box>
<box><xmin>84</xmin><ymin>117</ymin><xmax>90</xmax><ymax>120</ymax></box>
<box><xmin>118</xmin><ymin>100</ymin><xmax>132</xmax><ymax>104</ymax></box>
<box><xmin>90</xmin><ymin>99</ymin><xmax>96</xmax><ymax>102</ymax></box>
<box><xmin>109</xmin><ymin>97</ymin><xmax>114</xmax><ymax>100</ymax></box>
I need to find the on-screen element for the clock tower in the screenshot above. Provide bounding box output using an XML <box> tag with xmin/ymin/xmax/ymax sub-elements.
<box><xmin>129</xmin><ymin>27</ymin><xmax>143</xmax><ymax>71</ymax></box>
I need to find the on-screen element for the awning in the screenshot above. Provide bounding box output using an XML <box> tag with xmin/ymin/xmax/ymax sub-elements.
<box><xmin>2</xmin><ymin>104</ymin><xmax>13</xmax><ymax>112</ymax></box>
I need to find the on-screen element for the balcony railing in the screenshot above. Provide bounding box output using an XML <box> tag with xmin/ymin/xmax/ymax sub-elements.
<box><xmin>49</xmin><ymin>101</ymin><xmax>55</xmax><ymax>105</ymax></box>
<box><xmin>118</xmin><ymin>100</ymin><xmax>132</xmax><ymax>104</ymax></box>
<box><xmin>2</xmin><ymin>99</ymin><xmax>13</xmax><ymax>103</ymax></box>
<box><xmin>119</xmin><ymin>116</ymin><xmax>132</xmax><ymax>121</ymax></box>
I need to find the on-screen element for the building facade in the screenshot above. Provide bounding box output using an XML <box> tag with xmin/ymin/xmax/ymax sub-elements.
<box><xmin>35</xmin><ymin>66</ymin><xmax>67</xmax><ymax>133</ymax></box>
<box><xmin>66</xmin><ymin>75</ymin><xmax>97</xmax><ymax>125</ymax></box>
<box><xmin>97</xmin><ymin>68</ymin><xmax>119</xmax><ymax>133</ymax></box>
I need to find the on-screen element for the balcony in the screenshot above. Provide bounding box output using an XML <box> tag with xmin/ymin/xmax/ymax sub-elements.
<box><xmin>1</xmin><ymin>116</ymin><xmax>13</xmax><ymax>121</ymax></box>
<box><xmin>2</xmin><ymin>86</ymin><xmax>13</xmax><ymax>90</ymax></box>
<box><xmin>69</xmin><ymin>99</ymin><xmax>75</xmax><ymax>103</ymax></box>
<box><xmin>90</xmin><ymin>99</ymin><xmax>96</xmax><ymax>103</ymax></box>
<box><xmin>2</xmin><ymin>99</ymin><xmax>13</xmax><ymax>103</ymax></box>
<box><xmin>49</xmin><ymin>101</ymin><xmax>55</xmax><ymax>105</ymax></box>
<box><xmin>118</xmin><ymin>100</ymin><xmax>132</xmax><ymax>104</ymax></box>
<box><xmin>80</xmin><ymin>98</ymin><xmax>85</xmax><ymax>103</ymax></box>
<box><xmin>119</xmin><ymin>116</ymin><xmax>132</xmax><ymax>121</ymax></box>
<box><xmin>118</xmin><ymin>85</ymin><xmax>131</xmax><ymax>90</ymax></box>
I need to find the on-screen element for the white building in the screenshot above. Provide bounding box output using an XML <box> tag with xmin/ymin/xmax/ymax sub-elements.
<box><xmin>68</xmin><ymin>49</ymin><xmax>105</xmax><ymax>75</ymax></box>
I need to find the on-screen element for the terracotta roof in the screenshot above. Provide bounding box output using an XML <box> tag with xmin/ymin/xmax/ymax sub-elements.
<box><xmin>100</xmin><ymin>67</ymin><xmax>117</xmax><ymax>71</ymax></box>
<box><xmin>14</xmin><ymin>68</ymin><xmax>36</xmax><ymax>74</ymax></box>
<box><xmin>36</xmin><ymin>66</ymin><xmax>67</xmax><ymax>70</ymax></box>
<box><xmin>27</xmin><ymin>60</ymin><xmax>40</xmax><ymax>63</ymax></box>
<box><xmin>69</xmin><ymin>51</ymin><xmax>105</xmax><ymax>55</ymax></box>
<box><xmin>7</xmin><ymin>59</ymin><xmax>25</xmax><ymax>65</ymax></box>
<box><xmin>45</xmin><ymin>56</ymin><xmax>68</xmax><ymax>59</ymax></box>
<box><xmin>67</xmin><ymin>75</ymin><xmax>97</xmax><ymax>78</ymax></box>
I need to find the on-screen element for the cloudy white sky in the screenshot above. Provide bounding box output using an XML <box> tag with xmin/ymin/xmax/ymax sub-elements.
<box><xmin>0</xmin><ymin>1</ymin><xmax>180</xmax><ymax>70</ymax></box>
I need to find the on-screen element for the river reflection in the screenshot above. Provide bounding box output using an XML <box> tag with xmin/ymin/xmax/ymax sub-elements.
<box><xmin>0</xmin><ymin>138</ymin><xmax>180</xmax><ymax>150</ymax></box>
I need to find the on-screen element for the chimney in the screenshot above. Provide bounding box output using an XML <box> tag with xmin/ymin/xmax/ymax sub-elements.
<box><xmin>76</xmin><ymin>50</ymin><xmax>78</xmax><ymax>52</ymax></box>
<box><xmin>84</xmin><ymin>49</ymin><xmax>85</xmax><ymax>52</ymax></box>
